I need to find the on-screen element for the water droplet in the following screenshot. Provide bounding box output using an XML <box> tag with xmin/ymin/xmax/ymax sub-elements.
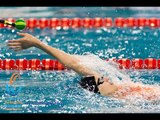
<box><xmin>125</xmin><ymin>41</ymin><xmax>128</xmax><ymax>44</ymax></box>
<box><xmin>47</xmin><ymin>37</ymin><xmax>51</xmax><ymax>42</ymax></box>
<box><xmin>132</xmin><ymin>52</ymin><xmax>135</xmax><ymax>56</ymax></box>
<box><xmin>61</xmin><ymin>36</ymin><xmax>64</xmax><ymax>39</ymax></box>
<box><xmin>83</xmin><ymin>30</ymin><xmax>88</xmax><ymax>35</ymax></box>
<box><xmin>153</xmin><ymin>32</ymin><xmax>158</xmax><ymax>37</ymax></box>
<box><xmin>56</xmin><ymin>26</ymin><xmax>61</xmax><ymax>30</ymax></box>
<box><xmin>6</xmin><ymin>53</ymin><xmax>11</xmax><ymax>57</ymax></box>
<box><xmin>96</xmin><ymin>29</ymin><xmax>102</xmax><ymax>33</ymax></box>
<box><xmin>55</xmin><ymin>39</ymin><xmax>59</xmax><ymax>42</ymax></box>
<box><xmin>132</xmin><ymin>30</ymin><xmax>141</xmax><ymax>34</ymax></box>
<box><xmin>143</xmin><ymin>33</ymin><xmax>146</xmax><ymax>36</ymax></box>
<box><xmin>12</xmin><ymin>29</ymin><xmax>15</xmax><ymax>33</ymax></box>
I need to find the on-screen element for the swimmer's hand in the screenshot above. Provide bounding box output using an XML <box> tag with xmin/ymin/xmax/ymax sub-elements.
<box><xmin>7</xmin><ymin>32</ymin><xmax>41</xmax><ymax>51</ymax></box>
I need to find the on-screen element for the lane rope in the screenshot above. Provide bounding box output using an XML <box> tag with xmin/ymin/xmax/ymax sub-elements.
<box><xmin>0</xmin><ymin>58</ymin><xmax>159</xmax><ymax>70</ymax></box>
<box><xmin>0</xmin><ymin>17</ymin><xmax>160</xmax><ymax>29</ymax></box>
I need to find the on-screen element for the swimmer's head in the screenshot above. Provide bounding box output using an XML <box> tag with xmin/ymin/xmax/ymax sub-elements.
<box><xmin>79</xmin><ymin>76</ymin><xmax>99</xmax><ymax>93</ymax></box>
<box><xmin>103</xmin><ymin>77</ymin><xmax>113</xmax><ymax>85</ymax></box>
<box><xmin>79</xmin><ymin>75</ymin><xmax>118</xmax><ymax>96</ymax></box>
<box><xmin>79</xmin><ymin>75</ymin><xmax>114</xmax><ymax>94</ymax></box>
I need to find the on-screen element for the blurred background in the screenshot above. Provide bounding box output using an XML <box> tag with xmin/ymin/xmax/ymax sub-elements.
<box><xmin>0</xmin><ymin>7</ymin><xmax>160</xmax><ymax>18</ymax></box>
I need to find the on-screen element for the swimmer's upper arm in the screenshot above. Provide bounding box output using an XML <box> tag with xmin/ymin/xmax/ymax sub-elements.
<box><xmin>67</xmin><ymin>55</ymin><xmax>101</xmax><ymax>78</ymax></box>
<box><xmin>70</xmin><ymin>55</ymin><xmax>81</xmax><ymax>62</ymax></box>
<box><xmin>70</xmin><ymin>55</ymin><xmax>100</xmax><ymax>75</ymax></box>
<box><xmin>35</xmin><ymin>41</ymin><xmax>101</xmax><ymax>79</ymax></box>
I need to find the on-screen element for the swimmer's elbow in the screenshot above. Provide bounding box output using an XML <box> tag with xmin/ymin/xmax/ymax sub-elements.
<box><xmin>65</xmin><ymin>59</ymin><xmax>79</xmax><ymax>70</ymax></box>
<box><xmin>65</xmin><ymin>60</ymin><xmax>98</xmax><ymax>76</ymax></box>
<box><xmin>68</xmin><ymin>62</ymin><xmax>88</xmax><ymax>75</ymax></box>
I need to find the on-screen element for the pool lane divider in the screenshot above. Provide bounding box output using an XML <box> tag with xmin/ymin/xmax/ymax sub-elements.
<box><xmin>0</xmin><ymin>58</ymin><xmax>159</xmax><ymax>71</ymax></box>
<box><xmin>0</xmin><ymin>17</ymin><xmax>160</xmax><ymax>29</ymax></box>
<box><xmin>0</xmin><ymin>19</ymin><xmax>26</xmax><ymax>30</ymax></box>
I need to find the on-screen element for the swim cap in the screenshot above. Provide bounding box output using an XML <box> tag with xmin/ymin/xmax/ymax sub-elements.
<box><xmin>15</xmin><ymin>19</ymin><xmax>26</xmax><ymax>30</ymax></box>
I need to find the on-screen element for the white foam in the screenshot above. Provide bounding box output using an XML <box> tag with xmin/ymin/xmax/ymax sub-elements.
<box><xmin>74</xmin><ymin>53</ymin><xmax>132</xmax><ymax>85</ymax></box>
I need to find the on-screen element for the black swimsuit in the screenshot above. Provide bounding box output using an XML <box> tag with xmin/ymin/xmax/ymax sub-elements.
<box><xmin>79</xmin><ymin>76</ymin><xmax>104</xmax><ymax>94</ymax></box>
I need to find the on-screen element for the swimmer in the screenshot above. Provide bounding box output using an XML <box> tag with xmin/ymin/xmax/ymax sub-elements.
<box><xmin>7</xmin><ymin>32</ymin><xmax>160</xmax><ymax>101</ymax></box>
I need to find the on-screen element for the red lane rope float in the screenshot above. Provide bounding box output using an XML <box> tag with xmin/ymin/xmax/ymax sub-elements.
<box><xmin>49</xmin><ymin>18</ymin><xmax>60</xmax><ymax>29</ymax></box>
<box><xmin>29</xmin><ymin>59</ymin><xmax>41</xmax><ymax>70</ymax></box>
<box><xmin>114</xmin><ymin>17</ymin><xmax>125</xmax><ymax>27</ymax></box>
<box><xmin>118</xmin><ymin>59</ymin><xmax>131</xmax><ymax>69</ymax></box>
<box><xmin>0</xmin><ymin>58</ymin><xmax>160</xmax><ymax>71</ymax></box>
<box><xmin>132</xmin><ymin>58</ymin><xmax>143</xmax><ymax>69</ymax></box>
<box><xmin>0</xmin><ymin>59</ymin><xmax>67</xmax><ymax>71</ymax></box>
<box><xmin>1</xmin><ymin>17</ymin><xmax>160</xmax><ymax>29</ymax></box>
<box><xmin>144</xmin><ymin>58</ymin><xmax>157</xmax><ymax>69</ymax></box>
<box><xmin>116</xmin><ymin>58</ymin><xmax>157</xmax><ymax>69</ymax></box>
<box><xmin>148</xmin><ymin>18</ymin><xmax>159</xmax><ymax>28</ymax></box>
<box><xmin>61</xmin><ymin>18</ymin><xmax>71</xmax><ymax>29</ymax></box>
<box><xmin>2</xmin><ymin>59</ymin><xmax>15</xmax><ymax>70</ymax></box>
<box><xmin>27</xmin><ymin>18</ymin><xmax>37</xmax><ymax>29</ymax></box>
<box><xmin>157</xmin><ymin>59</ymin><xmax>160</xmax><ymax>69</ymax></box>
<box><xmin>15</xmin><ymin>59</ymin><xmax>28</xmax><ymax>70</ymax></box>
<box><xmin>137</xmin><ymin>18</ymin><xmax>148</xmax><ymax>27</ymax></box>
<box><xmin>38</xmin><ymin>18</ymin><xmax>49</xmax><ymax>29</ymax></box>
<box><xmin>41</xmin><ymin>59</ymin><xmax>54</xmax><ymax>70</ymax></box>
<box><xmin>125</xmin><ymin>17</ymin><xmax>137</xmax><ymax>27</ymax></box>
<box><xmin>104</xmin><ymin>18</ymin><xmax>113</xmax><ymax>27</ymax></box>
<box><xmin>71</xmin><ymin>18</ymin><xmax>82</xmax><ymax>28</ymax></box>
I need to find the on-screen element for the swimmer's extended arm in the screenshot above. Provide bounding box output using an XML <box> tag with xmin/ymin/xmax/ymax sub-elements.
<box><xmin>7</xmin><ymin>33</ymin><xmax>101</xmax><ymax>82</ymax></box>
<box><xmin>36</xmin><ymin>41</ymin><xmax>102</xmax><ymax>79</ymax></box>
<box><xmin>7</xmin><ymin>33</ymin><xmax>119</xmax><ymax>96</ymax></box>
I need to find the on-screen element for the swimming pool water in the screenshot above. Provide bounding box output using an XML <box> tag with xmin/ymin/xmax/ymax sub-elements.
<box><xmin>0</xmin><ymin>7</ymin><xmax>160</xmax><ymax>113</ymax></box>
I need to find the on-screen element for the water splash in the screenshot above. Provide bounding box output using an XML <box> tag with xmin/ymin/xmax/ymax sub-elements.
<box><xmin>74</xmin><ymin>53</ymin><xmax>132</xmax><ymax>85</ymax></box>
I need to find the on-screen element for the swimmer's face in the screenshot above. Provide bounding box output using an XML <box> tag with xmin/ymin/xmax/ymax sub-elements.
<box><xmin>103</xmin><ymin>77</ymin><xmax>113</xmax><ymax>85</ymax></box>
<box><xmin>98</xmin><ymin>77</ymin><xmax>118</xmax><ymax>96</ymax></box>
